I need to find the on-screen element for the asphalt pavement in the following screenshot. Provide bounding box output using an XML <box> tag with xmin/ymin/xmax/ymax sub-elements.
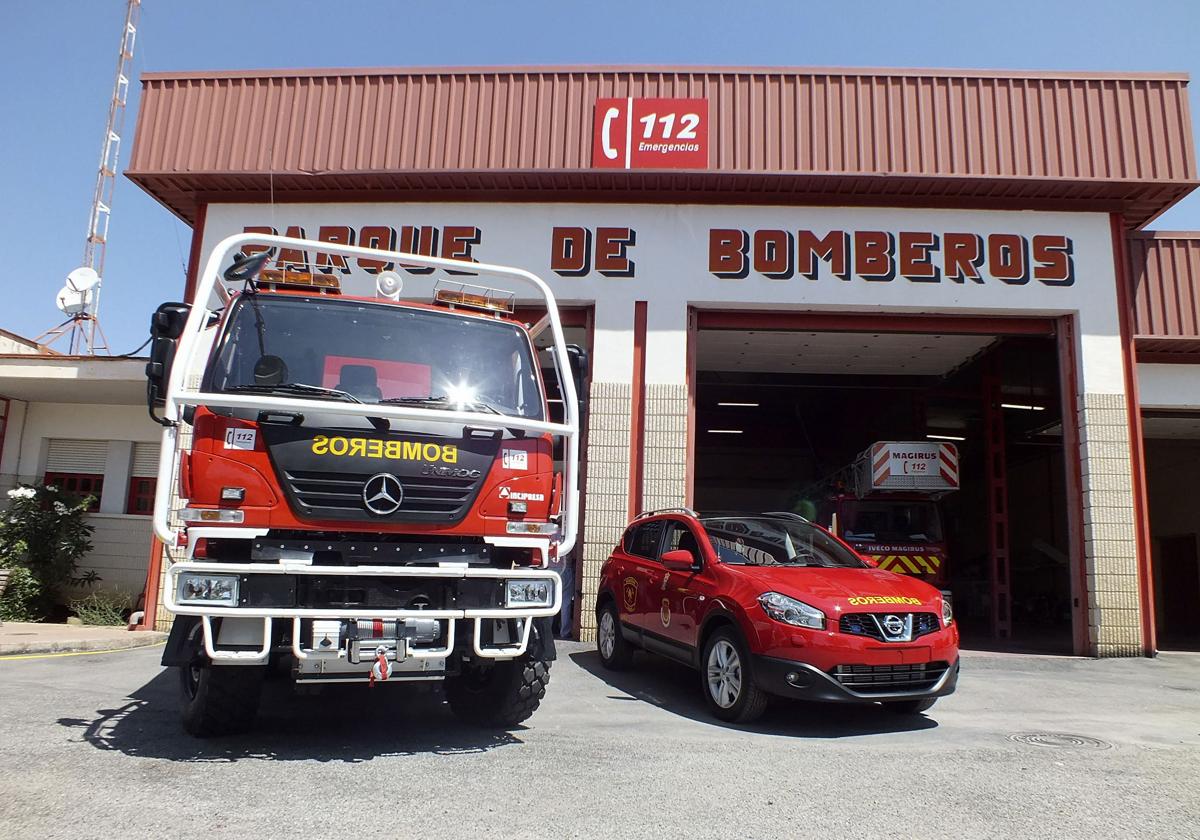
<box><xmin>1</xmin><ymin>642</ymin><xmax>1198</xmax><ymax>839</ymax></box>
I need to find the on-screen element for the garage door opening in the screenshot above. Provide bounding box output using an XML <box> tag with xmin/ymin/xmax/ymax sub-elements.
<box><xmin>1143</xmin><ymin>412</ymin><xmax>1200</xmax><ymax>651</ymax></box>
<box><xmin>690</xmin><ymin>314</ymin><xmax>1076</xmax><ymax>654</ymax></box>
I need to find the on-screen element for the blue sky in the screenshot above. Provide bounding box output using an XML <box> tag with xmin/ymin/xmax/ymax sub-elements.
<box><xmin>3</xmin><ymin>0</ymin><xmax>1200</xmax><ymax>351</ymax></box>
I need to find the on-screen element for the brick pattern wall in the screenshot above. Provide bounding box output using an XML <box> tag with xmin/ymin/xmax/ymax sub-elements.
<box><xmin>1078</xmin><ymin>392</ymin><xmax>1142</xmax><ymax>656</ymax></box>
<box><xmin>642</xmin><ymin>384</ymin><xmax>690</xmax><ymax>513</ymax></box>
<box><xmin>577</xmin><ymin>381</ymin><xmax>632</xmax><ymax>642</ymax></box>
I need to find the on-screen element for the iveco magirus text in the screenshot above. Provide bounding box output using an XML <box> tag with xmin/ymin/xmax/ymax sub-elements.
<box><xmin>145</xmin><ymin>233</ymin><xmax>583</xmax><ymax>736</ymax></box>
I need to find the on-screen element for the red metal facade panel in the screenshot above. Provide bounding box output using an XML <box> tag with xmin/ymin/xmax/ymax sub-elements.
<box><xmin>1128</xmin><ymin>233</ymin><xmax>1200</xmax><ymax>347</ymax></box>
<box><xmin>127</xmin><ymin>67</ymin><xmax>1197</xmax><ymax>225</ymax></box>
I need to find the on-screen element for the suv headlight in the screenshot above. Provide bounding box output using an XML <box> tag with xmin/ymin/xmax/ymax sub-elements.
<box><xmin>177</xmin><ymin>573</ymin><xmax>239</xmax><ymax>605</ymax></box>
<box><xmin>942</xmin><ymin>597</ymin><xmax>953</xmax><ymax>627</ymax></box>
<box><xmin>758</xmin><ymin>592</ymin><xmax>825</xmax><ymax>630</ymax></box>
<box><xmin>505</xmin><ymin>578</ymin><xmax>554</xmax><ymax>608</ymax></box>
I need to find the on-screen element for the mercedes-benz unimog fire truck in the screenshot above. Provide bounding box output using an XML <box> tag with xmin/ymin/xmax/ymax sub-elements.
<box><xmin>145</xmin><ymin>234</ymin><xmax>583</xmax><ymax>737</ymax></box>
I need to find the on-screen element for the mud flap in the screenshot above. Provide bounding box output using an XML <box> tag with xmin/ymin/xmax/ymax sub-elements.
<box><xmin>529</xmin><ymin>617</ymin><xmax>557</xmax><ymax>661</ymax></box>
<box><xmin>161</xmin><ymin>615</ymin><xmax>201</xmax><ymax>666</ymax></box>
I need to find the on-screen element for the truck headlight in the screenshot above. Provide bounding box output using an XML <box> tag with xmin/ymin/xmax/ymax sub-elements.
<box><xmin>177</xmin><ymin>573</ymin><xmax>239</xmax><ymax>605</ymax></box>
<box><xmin>758</xmin><ymin>591</ymin><xmax>825</xmax><ymax>630</ymax></box>
<box><xmin>505</xmin><ymin>578</ymin><xmax>554</xmax><ymax>607</ymax></box>
<box><xmin>942</xmin><ymin>597</ymin><xmax>953</xmax><ymax>627</ymax></box>
<box><xmin>180</xmin><ymin>507</ymin><xmax>244</xmax><ymax>523</ymax></box>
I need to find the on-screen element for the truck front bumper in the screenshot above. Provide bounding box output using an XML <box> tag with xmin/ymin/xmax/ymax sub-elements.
<box><xmin>165</xmin><ymin>561</ymin><xmax>561</xmax><ymax>665</ymax></box>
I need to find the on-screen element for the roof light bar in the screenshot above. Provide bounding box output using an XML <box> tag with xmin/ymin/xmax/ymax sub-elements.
<box><xmin>257</xmin><ymin>265</ymin><xmax>341</xmax><ymax>294</ymax></box>
<box><xmin>433</xmin><ymin>279</ymin><xmax>515</xmax><ymax>314</ymax></box>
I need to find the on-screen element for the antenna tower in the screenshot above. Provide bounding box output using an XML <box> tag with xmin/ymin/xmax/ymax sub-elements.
<box><xmin>39</xmin><ymin>0</ymin><xmax>141</xmax><ymax>354</ymax></box>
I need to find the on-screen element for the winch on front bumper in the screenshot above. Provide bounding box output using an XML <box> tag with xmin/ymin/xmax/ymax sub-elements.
<box><xmin>162</xmin><ymin>561</ymin><xmax>561</xmax><ymax>680</ymax></box>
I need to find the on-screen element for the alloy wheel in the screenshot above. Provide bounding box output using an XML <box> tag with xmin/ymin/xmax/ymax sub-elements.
<box><xmin>707</xmin><ymin>639</ymin><xmax>742</xmax><ymax>708</ymax></box>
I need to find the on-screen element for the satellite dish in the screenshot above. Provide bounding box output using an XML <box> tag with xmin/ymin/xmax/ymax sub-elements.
<box><xmin>66</xmin><ymin>266</ymin><xmax>101</xmax><ymax>294</ymax></box>
<box><xmin>376</xmin><ymin>271</ymin><xmax>404</xmax><ymax>300</ymax></box>
<box><xmin>56</xmin><ymin>285</ymin><xmax>89</xmax><ymax>315</ymax></box>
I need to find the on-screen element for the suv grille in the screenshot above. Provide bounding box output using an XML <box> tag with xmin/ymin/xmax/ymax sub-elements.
<box><xmin>839</xmin><ymin>612</ymin><xmax>940</xmax><ymax>641</ymax></box>
<box><xmin>284</xmin><ymin>470</ymin><xmax>475</xmax><ymax>517</ymax></box>
<box><xmin>831</xmin><ymin>661</ymin><xmax>950</xmax><ymax>693</ymax></box>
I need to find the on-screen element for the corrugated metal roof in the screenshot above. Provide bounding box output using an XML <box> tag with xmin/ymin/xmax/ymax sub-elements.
<box><xmin>127</xmin><ymin>66</ymin><xmax>1197</xmax><ymax>226</ymax></box>
<box><xmin>1128</xmin><ymin>232</ymin><xmax>1200</xmax><ymax>357</ymax></box>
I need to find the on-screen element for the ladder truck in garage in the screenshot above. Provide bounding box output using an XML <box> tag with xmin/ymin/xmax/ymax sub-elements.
<box><xmin>815</xmin><ymin>441</ymin><xmax>959</xmax><ymax>591</ymax></box>
<box><xmin>145</xmin><ymin>233</ymin><xmax>584</xmax><ymax>736</ymax></box>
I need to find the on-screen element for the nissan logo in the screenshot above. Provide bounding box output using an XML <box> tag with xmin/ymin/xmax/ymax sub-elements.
<box><xmin>362</xmin><ymin>473</ymin><xmax>404</xmax><ymax>516</ymax></box>
<box><xmin>882</xmin><ymin>614</ymin><xmax>905</xmax><ymax>636</ymax></box>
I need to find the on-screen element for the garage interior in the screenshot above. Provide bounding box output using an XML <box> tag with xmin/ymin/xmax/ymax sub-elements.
<box><xmin>1143</xmin><ymin>412</ymin><xmax>1200</xmax><ymax>651</ymax></box>
<box><xmin>691</xmin><ymin>316</ymin><xmax>1076</xmax><ymax>653</ymax></box>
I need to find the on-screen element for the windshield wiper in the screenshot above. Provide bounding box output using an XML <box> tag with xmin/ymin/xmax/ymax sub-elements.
<box><xmin>225</xmin><ymin>383</ymin><xmax>389</xmax><ymax>431</ymax></box>
<box><xmin>379</xmin><ymin>395</ymin><xmax>507</xmax><ymax>416</ymax></box>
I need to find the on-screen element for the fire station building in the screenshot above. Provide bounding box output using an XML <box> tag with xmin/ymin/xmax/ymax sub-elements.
<box><xmin>126</xmin><ymin>66</ymin><xmax>1200</xmax><ymax>658</ymax></box>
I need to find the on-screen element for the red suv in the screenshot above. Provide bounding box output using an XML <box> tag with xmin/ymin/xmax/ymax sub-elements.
<box><xmin>595</xmin><ymin>510</ymin><xmax>959</xmax><ymax>723</ymax></box>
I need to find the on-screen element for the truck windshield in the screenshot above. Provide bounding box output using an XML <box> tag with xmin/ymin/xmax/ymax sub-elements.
<box><xmin>841</xmin><ymin>500</ymin><xmax>943</xmax><ymax>543</ymax></box>
<box><xmin>207</xmin><ymin>294</ymin><xmax>544</xmax><ymax>420</ymax></box>
<box><xmin>701</xmin><ymin>517</ymin><xmax>868</xmax><ymax>568</ymax></box>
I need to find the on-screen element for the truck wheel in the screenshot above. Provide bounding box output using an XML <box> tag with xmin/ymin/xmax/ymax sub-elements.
<box><xmin>446</xmin><ymin>655</ymin><xmax>551</xmax><ymax>728</ymax></box>
<box><xmin>882</xmin><ymin>697</ymin><xmax>938</xmax><ymax>715</ymax></box>
<box><xmin>701</xmin><ymin>627</ymin><xmax>768</xmax><ymax>724</ymax></box>
<box><xmin>178</xmin><ymin>624</ymin><xmax>264</xmax><ymax>737</ymax></box>
<box><xmin>596</xmin><ymin>601</ymin><xmax>634</xmax><ymax>670</ymax></box>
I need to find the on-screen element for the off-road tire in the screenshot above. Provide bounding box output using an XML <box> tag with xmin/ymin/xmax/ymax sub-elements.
<box><xmin>596</xmin><ymin>601</ymin><xmax>634</xmax><ymax>670</ymax></box>
<box><xmin>446</xmin><ymin>655</ymin><xmax>551</xmax><ymax>728</ymax></box>
<box><xmin>701</xmin><ymin>626</ymin><xmax>769</xmax><ymax>724</ymax></box>
<box><xmin>178</xmin><ymin>622</ymin><xmax>265</xmax><ymax>737</ymax></box>
<box><xmin>882</xmin><ymin>697</ymin><xmax>938</xmax><ymax>715</ymax></box>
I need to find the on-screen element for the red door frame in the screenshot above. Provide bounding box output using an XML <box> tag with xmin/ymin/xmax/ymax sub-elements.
<box><xmin>1111</xmin><ymin>213</ymin><xmax>1157</xmax><ymax>656</ymax></box>
<box><xmin>686</xmin><ymin>307</ymin><xmax>1091</xmax><ymax>656</ymax></box>
<box><xmin>628</xmin><ymin>301</ymin><xmax>648</xmax><ymax>519</ymax></box>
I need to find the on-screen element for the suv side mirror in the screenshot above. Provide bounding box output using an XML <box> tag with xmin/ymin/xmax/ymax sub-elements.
<box><xmin>661</xmin><ymin>549</ymin><xmax>696</xmax><ymax>571</ymax></box>
<box><xmin>146</xmin><ymin>302</ymin><xmax>191</xmax><ymax>426</ymax></box>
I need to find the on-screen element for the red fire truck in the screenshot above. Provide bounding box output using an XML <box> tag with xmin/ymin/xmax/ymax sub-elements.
<box><xmin>145</xmin><ymin>233</ymin><xmax>583</xmax><ymax>736</ymax></box>
<box><xmin>818</xmin><ymin>442</ymin><xmax>959</xmax><ymax>590</ymax></box>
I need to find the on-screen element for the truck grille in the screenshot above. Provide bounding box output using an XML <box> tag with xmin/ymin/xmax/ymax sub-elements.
<box><xmin>839</xmin><ymin>612</ymin><xmax>940</xmax><ymax>641</ymax></box>
<box><xmin>831</xmin><ymin>661</ymin><xmax>949</xmax><ymax>693</ymax></box>
<box><xmin>284</xmin><ymin>470</ymin><xmax>475</xmax><ymax>517</ymax></box>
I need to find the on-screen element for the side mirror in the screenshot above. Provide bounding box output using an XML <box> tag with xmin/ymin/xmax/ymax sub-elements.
<box><xmin>661</xmin><ymin>548</ymin><xmax>696</xmax><ymax>572</ymax></box>
<box><xmin>860</xmin><ymin>554</ymin><xmax>879</xmax><ymax>568</ymax></box>
<box><xmin>565</xmin><ymin>343</ymin><xmax>588</xmax><ymax>417</ymax></box>
<box><xmin>146</xmin><ymin>302</ymin><xmax>191</xmax><ymax>426</ymax></box>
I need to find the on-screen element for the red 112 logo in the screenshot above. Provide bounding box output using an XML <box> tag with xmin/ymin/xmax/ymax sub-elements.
<box><xmin>593</xmin><ymin>97</ymin><xmax>709</xmax><ymax>170</ymax></box>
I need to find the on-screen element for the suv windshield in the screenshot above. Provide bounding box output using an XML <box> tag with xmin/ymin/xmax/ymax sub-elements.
<box><xmin>206</xmin><ymin>294</ymin><xmax>544</xmax><ymax>420</ymax></box>
<box><xmin>841</xmin><ymin>500</ymin><xmax>943</xmax><ymax>543</ymax></box>
<box><xmin>701</xmin><ymin>517</ymin><xmax>867</xmax><ymax>568</ymax></box>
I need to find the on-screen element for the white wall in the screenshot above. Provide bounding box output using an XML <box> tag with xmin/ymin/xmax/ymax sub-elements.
<box><xmin>1137</xmin><ymin>363</ymin><xmax>1200</xmax><ymax>409</ymax></box>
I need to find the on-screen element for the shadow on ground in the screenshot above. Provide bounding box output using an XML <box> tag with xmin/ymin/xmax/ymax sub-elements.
<box><xmin>570</xmin><ymin>649</ymin><xmax>939</xmax><ymax>738</ymax></box>
<box><xmin>56</xmin><ymin>670</ymin><xmax>523</xmax><ymax>763</ymax></box>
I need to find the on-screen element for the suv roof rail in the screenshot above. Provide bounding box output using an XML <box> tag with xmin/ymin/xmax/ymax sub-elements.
<box><xmin>634</xmin><ymin>507</ymin><xmax>699</xmax><ymax>521</ymax></box>
<box><xmin>762</xmin><ymin>511</ymin><xmax>812</xmax><ymax>522</ymax></box>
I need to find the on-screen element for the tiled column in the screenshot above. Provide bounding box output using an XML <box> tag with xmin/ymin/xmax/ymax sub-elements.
<box><xmin>1077</xmin><ymin>392</ymin><xmax>1142</xmax><ymax>656</ymax></box>
<box><xmin>642</xmin><ymin>384</ymin><xmax>689</xmax><ymax>511</ymax></box>
<box><xmin>576</xmin><ymin>300</ymin><xmax>635</xmax><ymax>642</ymax></box>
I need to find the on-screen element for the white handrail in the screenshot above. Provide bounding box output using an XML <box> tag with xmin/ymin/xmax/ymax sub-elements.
<box><xmin>154</xmin><ymin>233</ymin><xmax>580</xmax><ymax>557</ymax></box>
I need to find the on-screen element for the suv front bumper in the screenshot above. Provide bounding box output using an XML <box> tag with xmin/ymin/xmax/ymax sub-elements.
<box><xmin>751</xmin><ymin>655</ymin><xmax>959</xmax><ymax>703</ymax></box>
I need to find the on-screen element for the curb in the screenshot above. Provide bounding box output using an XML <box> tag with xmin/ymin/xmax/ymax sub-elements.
<box><xmin>0</xmin><ymin>631</ymin><xmax>168</xmax><ymax>657</ymax></box>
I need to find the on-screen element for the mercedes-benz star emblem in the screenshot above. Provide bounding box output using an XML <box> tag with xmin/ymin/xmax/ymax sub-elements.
<box><xmin>362</xmin><ymin>473</ymin><xmax>404</xmax><ymax>516</ymax></box>
<box><xmin>882</xmin><ymin>614</ymin><xmax>906</xmax><ymax>637</ymax></box>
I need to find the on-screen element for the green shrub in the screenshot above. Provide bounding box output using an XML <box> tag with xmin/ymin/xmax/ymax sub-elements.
<box><xmin>70</xmin><ymin>590</ymin><xmax>132</xmax><ymax>626</ymax></box>
<box><xmin>0</xmin><ymin>566</ymin><xmax>44</xmax><ymax>623</ymax></box>
<box><xmin>0</xmin><ymin>484</ymin><xmax>96</xmax><ymax>619</ymax></box>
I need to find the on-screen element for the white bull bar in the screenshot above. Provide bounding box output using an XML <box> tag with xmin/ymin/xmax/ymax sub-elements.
<box><xmin>170</xmin><ymin>562</ymin><xmax>562</xmax><ymax>664</ymax></box>
<box><xmin>153</xmin><ymin>232</ymin><xmax>581</xmax><ymax>556</ymax></box>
